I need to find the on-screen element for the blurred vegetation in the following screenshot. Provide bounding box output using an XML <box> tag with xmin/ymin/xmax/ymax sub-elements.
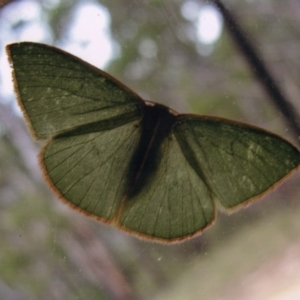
<box><xmin>0</xmin><ymin>0</ymin><xmax>300</xmax><ymax>299</ymax></box>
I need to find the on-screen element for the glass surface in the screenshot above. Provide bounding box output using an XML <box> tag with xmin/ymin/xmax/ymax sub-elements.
<box><xmin>1</xmin><ymin>1</ymin><xmax>300</xmax><ymax>299</ymax></box>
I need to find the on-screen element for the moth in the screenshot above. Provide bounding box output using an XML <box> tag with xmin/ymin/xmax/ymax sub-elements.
<box><xmin>7</xmin><ymin>42</ymin><xmax>300</xmax><ymax>242</ymax></box>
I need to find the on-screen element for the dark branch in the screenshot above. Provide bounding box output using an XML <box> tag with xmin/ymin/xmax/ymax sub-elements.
<box><xmin>210</xmin><ymin>0</ymin><xmax>300</xmax><ymax>143</ymax></box>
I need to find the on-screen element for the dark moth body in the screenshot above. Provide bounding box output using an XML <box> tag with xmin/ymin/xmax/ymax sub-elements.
<box><xmin>127</xmin><ymin>103</ymin><xmax>177</xmax><ymax>198</ymax></box>
<box><xmin>7</xmin><ymin>42</ymin><xmax>300</xmax><ymax>242</ymax></box>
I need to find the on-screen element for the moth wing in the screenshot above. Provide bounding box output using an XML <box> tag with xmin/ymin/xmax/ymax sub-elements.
<box><xmin>41</xmin><ymin>118</ymin><xmax>142</xmax><ymax>222</ymax></box>
<box><xmin>119</xmin><ymin>127</ymin><xmax>215</xmax><ymax>242</ymax></box>
<box><xmin>173</xmin><ymin>115</ymin><xmax>300</xmax><ymax>209</ymax></box>
<box><xmin>7</xmin><ymin>42</ymin><xmax>143</xmax><ymax>139</ymax></box>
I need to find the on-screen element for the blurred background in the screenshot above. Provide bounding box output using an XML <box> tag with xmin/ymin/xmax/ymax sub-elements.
<box><xmin>1</xmin><ymin>0</ymin><xmax>300</xmax><ymax>299</ymax></box>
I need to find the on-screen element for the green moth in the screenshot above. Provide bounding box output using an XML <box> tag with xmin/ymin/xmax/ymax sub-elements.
<box><xmin>6</xmin><ymin>42</ymin><xmax>300</xmax><ymax>243</ymax></box>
